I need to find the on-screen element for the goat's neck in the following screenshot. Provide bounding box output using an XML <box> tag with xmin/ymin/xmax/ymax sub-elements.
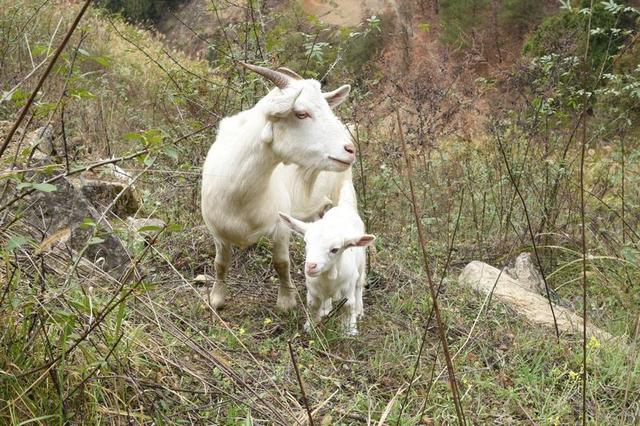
<box><xmin>233</xmin><ymin>141</ymin><xmax>281</xmax><ymax>200</ymax></box>
<box><xmin>296</xmin><ymin>167</ymin><xmax>321</xmax><ymax>199</ymax></box>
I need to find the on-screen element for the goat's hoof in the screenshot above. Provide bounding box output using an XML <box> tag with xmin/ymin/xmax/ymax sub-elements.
<box><xmin>276</xmin><ymin>295</ymin><xmax>296</xmax><ymax>311</ymax></box>
<box><xmin>276</xmin><ymin>288</ymin><xmax>296</xmax><ymax>311</ymax></box>
<box><xmin>207</xmin><ymin>289</ymin><xmax>226</xmax><ymax>310</ymax></box>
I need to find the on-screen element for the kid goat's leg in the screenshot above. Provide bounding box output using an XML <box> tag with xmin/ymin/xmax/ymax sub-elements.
<box><xmin>304</xmin><ymin>294</ymin><xmax>323</xmax><ymax>332</ymax></box>
<box><xmin>339</xmin><ymin>284</ymin><xmax>359</xmax><ymax>336</ymax></box>
<box><xmin>209</xmin><ymin>239</ymin><xmax>232</xmax><ymax>309</ymax></box>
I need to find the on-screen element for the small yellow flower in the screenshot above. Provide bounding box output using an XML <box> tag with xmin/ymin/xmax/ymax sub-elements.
<box><xmin>238</xmin><ymin>327</ymin><xmax>246</xmax><ymax>336</ymax></box>
<box><xmin>309</xmin><ymin>340</ymin><xmax>315</xmax><ymax>346</ymax></box>
<box><xmin>568</xmin><ymin>370</ymin><xmax>579</xmax><ymax>381</ymax></box>
<box><xmin>263</xmin><ymin>317</ymin><xmax>272</xmax><ymax>326</ymax></box>
<box><xmin>588</xmin><ymin>336</ymin><xmax>601</xmax><ymax>351</ymax></box>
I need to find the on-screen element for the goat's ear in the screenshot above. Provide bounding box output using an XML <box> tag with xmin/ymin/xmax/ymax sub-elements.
<box><xmin>264</xmin><ymin>88</ymin><xmax>303</xmax><ymax>119</ymax></box>
<box><xmin>260</xmin><ymin>122</ymin><xmax>273</xmax><ymax>143</ymax></box>
<box><xmin>279</xmin><ymin>212</ymin><xmax>308</xmax><ymax>235</ymax></box>
<box><xmin>345</xmin><ymin>234</ymin><xmax>375</xmax><ymax>248</ymax></box>
<box><xmin>324</xmin><ymin>84</ymin><xmax>350</xmax><ymax>108</ymax></box>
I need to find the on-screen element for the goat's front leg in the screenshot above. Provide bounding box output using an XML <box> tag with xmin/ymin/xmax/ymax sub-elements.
<box><xmin>272</xmin><ymin>231</ymin><xmax>296</xmax><ymax>311</ymax></box>
<box><xmin>208</xmin><ymin>239</ymin><xmax>231</xmax><ymax>310</ymax></box>
<box><xmin>304</xmin><ymin>293</ymin><xmax>323</xmax><ymax>332</ymax></box>
<box><xmin>341</xmin><ymin>300</ymin><xmax>358</xmax><ymax>336</ymax></box>
<box><xmin>320</xmin><ymin>299</ymin><xmax>333</xmax><ymax>318</ymax></box>
<box><xmin>355</xmin><ymin>273</ymin><xmax>365</xmax><ymax>319</ymax></box>
<box><xmin>339</xmin><ymin>284</ymin><xmax>359</xmax><ymax>336</ymax></box>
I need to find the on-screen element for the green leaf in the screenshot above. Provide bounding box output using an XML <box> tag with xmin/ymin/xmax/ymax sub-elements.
<box><xmin>162</xmin><ymin>145</ymin><xmax>179</xmax><ymax>161</ymax></box>
<box><xmin>11</xmin><ymin>88</ymin><xmax>28</xmax><ymax>102</ymax></box>
<box><xmin>124</xmin><ymin>132</ymin><xmax>145</xmax><ymax>141</ymax></box>
<box><xmin>8</xmin><ymin>235</ymin><xmax>28</xmax><ymax>252</ymax></box>
<box><xmin>32</xmin><ymin>183</ymin><xmax>57</xmax><ymax>192</ymax></box>
<box><xmin>31</xmin><ymin>44</ymin><xmax>49</xmax><ymax>57</ymax></box>
<box><xmin>166</xmin><ymin>223</ymin><xmax>182</xmax><ymax>233</ymax></box>
<box><xmin>143</xmin><ymin>155</ymin><xmax>156</xmax><ymax>166</ymax></box>
<box><xmin>33</xmin><ymin>102</ymin><xmax>57</xmax><ymax>118</ymax></box>
<box><xmin>69</xmin><ymin>88</ymin><xmax>96</xmax><ymax>100</ymax></box>
<box><xmin>88</xmin><ymin>237</ymin><xmax>105</xmax><ymax>245</ymax></box>
<box><xmin>89</xmin><ymin>55</ymin><xmax>112</xmax><ymax>68</ymax></box>
<box><xmin>137</xmin><ymin>225</ymin><xmax>163</xmax><ymax>233</ymax></box>
<box><xmin>42</xmin><ymin>164</ymin><xmax>58</xmax><ymax>175</ymax></box>
<box><xmin>80</xmin><ymin>218</ymin><xmax>97</xmax><ymax>229</ymax></box>
<box><xmin>143</xmin><ymin>129</ymin><xmax>164</xmax><ymax>146</ymax></box>
<box><xmin>16</xmin><ymin>182</ymin><xmax>32</xmax><ymax>191</ymax></box>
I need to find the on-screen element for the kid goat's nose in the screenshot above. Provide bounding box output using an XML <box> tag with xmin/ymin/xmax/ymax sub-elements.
<box><xmin>344</xmin><ymin>143</ymin><xmax>355</xmax><ymax>154</ymax></box>
<box><xmin>305</xmin><ymin>262</ymin><xmax>318</xmax><ymax>272</ymax></box>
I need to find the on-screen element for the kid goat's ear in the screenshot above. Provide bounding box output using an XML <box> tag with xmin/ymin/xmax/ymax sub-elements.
<box><xmin>345</xmin><ymin>234</ymin><xmax>376</xmax><ymax>248</ymax></box>
<box><xmin>278</xmin><ymin>212</ymin><xmax>308</xmax><ymax>235</ymax></box>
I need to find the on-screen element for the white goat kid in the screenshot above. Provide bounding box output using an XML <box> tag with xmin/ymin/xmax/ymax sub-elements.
<box><xmin>201</xmin><ymin>63</ymin><xmax>355</xmax><ymax>311</ymax></box>
<box><xmin>279</xmin><ymin>205</ymin><xmax>374</xmax><ymax>335</ymax></box>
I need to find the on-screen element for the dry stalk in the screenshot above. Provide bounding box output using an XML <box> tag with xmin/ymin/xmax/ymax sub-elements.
<box><xmin>396</xmin><ymin>187</ymin><xmax>465</xmax><ymax>424</ymax></box>
<box><xmin>395</xmin><ymin>110</ymin><xmax>466</xmax><ymax>425</ymax></box>
<box><xmin>288</xmin><ymin>340</ymin><xmax>314</xmax><ymax>426</ymax></box>
<box><xmin>581</xmin><ymin>3</ymin><xmax>595</xmax><ymax>424</ymax></box>
<box><xmin>494</xmin><ymin>130</ymin><xmax>560</xmax><ymax>340</ymax></box>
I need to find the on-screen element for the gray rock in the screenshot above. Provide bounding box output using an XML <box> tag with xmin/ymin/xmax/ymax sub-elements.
<box><xmin>459</xmin><ymin>261</ymin><xmax>614</xmax><ymax>341</ymax></box>
<box><xmin>193</xmin><ymin>274</ymin><xmax>214</xmax><ymax>285</ymax></box>
<box><xmin>506</xmin><ymin>253</ymin><xmax>545</xmax><ymax>295</ymax></box>
<box><xmin>23</xmin><ymin>177</ymin><xmax>134</xmax><ymax>279</ymax></box>
<box><xmin>68</xmin><ymin>173</ymin><xmax>141</xmax><ymax>218</ymax></box>
<box><xmin>28</xmin><ymin>126</ymin><xmax>54</xmax><ymax>156</ymax></box>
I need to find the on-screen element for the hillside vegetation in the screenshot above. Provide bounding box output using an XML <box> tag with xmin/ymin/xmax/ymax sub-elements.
<box><xmin>0</xmin><ymin>0</ymin><xmax>639</xmax><ymax>424</ymax></box>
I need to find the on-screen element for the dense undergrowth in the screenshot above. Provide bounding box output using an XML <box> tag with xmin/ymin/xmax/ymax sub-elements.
<box><xmin>0</xmin><ymin>0</ymin><xmax>639</xmax><ymax>424</ymax></box>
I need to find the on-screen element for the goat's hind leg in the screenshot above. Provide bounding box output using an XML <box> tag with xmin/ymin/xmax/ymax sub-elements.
<box><xmin>208</xmin><ymin>239</ymin><xmax>231</xmax><ymax>310</ymax></box>
<box><xmin>272</xmin><ymin>232</ymin><xmax>297</xmax><ymax>311</ymax></box>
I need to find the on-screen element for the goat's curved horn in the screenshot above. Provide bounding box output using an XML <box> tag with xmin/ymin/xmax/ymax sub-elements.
<box><xmin>239</xmin><ymin>62</ymin><xmax>289</xmax><ymax>89</ymax></box>
<box><xmin>276</xmin><ymin>67</ymin><xmax>303</xmax><ymax>80</ymax></box>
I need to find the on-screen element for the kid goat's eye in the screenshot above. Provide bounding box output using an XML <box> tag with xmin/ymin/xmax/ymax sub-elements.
<box><xmin>330</xmin><ymin>248</ymin><xmax>339</xmax><ymax>254</ymax></box>
<box><xmin>295</xmin><ymin>111</ymin><xmax>310</xmax><ymax>119</ymax></box>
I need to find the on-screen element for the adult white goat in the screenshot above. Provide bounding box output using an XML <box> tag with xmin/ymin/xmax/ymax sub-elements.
<box><xmin>201</xmin><ymin>63</ymin><xmax>355</xmax><ymax>310</ymax></box>
<box><xmin>279</xmin><ymin>185</ymin><xmax>374</xmax><ymax>335</ymax></box>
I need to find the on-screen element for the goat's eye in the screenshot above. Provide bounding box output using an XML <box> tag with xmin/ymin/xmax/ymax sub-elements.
<box><xmin>330</xmin><ymin>248</ymin><xmax>339</xmax><ymax>254</ymax></box>
<box><xmin>295</xmin><ymin>111</ymin><xmax>310</xmax><ymax>119</ymax></box>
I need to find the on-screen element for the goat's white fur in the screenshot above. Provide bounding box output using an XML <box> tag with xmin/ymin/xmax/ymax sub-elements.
<box><xmin>279</xmin><ymin>184</ymin><xmax>374</xmax><ymax>335</ymax></box>
<box><xmin>201</xmin><ymin>67</ymin><xmax>354</xmax><ymax>310</ymax></box>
